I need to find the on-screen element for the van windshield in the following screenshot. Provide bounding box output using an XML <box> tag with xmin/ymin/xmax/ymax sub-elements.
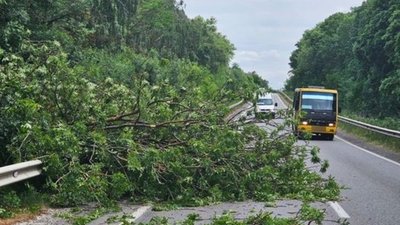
<box><xmin>257</xmin><ymin>98</ymin><xmax>273</xmax><ymax>105</ymax></box>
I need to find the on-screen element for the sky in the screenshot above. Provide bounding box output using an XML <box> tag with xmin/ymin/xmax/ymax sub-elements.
<box><xmin>183</xmin><ymin>0</ymin><xmax>366</xmax><ymax>89</ymax></box>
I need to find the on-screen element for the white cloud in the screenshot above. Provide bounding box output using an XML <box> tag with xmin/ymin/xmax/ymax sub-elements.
<box><xmin>184</xmin><ymin>0</ymin><xmax>366</xmax><ymax>89</ymax></box>
<box><xmin>234</xmin><ymin>50</ymin><xmax>281</xmax><ymax>62</ymax></box>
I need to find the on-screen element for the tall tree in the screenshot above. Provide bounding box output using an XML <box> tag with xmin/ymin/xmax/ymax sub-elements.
<box><xmin>286</xmin><ymin>0</ymin><xmax>400</xmax><ymax>118</ymax></box>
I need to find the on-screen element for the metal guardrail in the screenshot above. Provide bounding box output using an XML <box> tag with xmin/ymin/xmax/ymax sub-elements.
<box><xmin>0</xmin><ymin>160</ymin><xmax>43</xmax><ymax>187</ymax></box>
<box><xmin>277</xmin><ymin>91</ymin><xmax>400</xmax><ymax>139</ymax></box>
<box><xmin>278</xmin><ymin>91</ymin><xmax>292</xmax><ymax>106</ymax></box>
<box><xmin>338</xmin><ymin>116</ymin><xmax>400</xmax><ymax>138</ymax></box>
<box><xmin>228</xmin><ymin>99</ymin><xmax>244</xmax><ymax>109</ymax></box>
<box><xmin>226</xmin><ymin>101</ymin><xmax>253</xmax><ymax>123</ymax></box>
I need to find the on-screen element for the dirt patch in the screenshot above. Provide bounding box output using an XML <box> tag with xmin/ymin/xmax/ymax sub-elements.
<box><xmin>0</xmin><ymin>209</ymin><xmax>46</xmax><ymax>225</ymax></box>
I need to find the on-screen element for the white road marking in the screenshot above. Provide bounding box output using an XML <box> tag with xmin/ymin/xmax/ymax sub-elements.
<box><xmin>124</xmin><ymin>206</ymin><xmax>152</xmax><ymax>224</ymax></box>
<box><xmin>328</xmin><ymin>201</ymin><xmax>350</xmax><ymax>219</ymax></box>
<box><xmin>336</xmin><ymin>136</ymin><xmax>400</xmax><ymax>167</ymax></box>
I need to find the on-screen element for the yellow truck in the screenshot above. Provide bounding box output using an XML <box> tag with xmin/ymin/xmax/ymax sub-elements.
<box><xmin>293</xmin><ymin>87</ymin><xmax>339</xmax><ymax>140</ymax></box>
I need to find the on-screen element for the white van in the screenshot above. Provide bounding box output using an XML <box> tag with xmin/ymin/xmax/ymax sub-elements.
<box><xmin>255</xmin><ymin>93</ymin><xmax>278</xmax><ymax>118</ymax></box>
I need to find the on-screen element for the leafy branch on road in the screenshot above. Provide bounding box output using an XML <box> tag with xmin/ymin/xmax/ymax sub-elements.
<box><xmin>0</xmin><ymin>44</ymin><xmax>338</xmax><ymax>221</ymax></box>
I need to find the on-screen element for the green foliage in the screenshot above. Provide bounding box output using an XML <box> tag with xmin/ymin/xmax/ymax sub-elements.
<box><xmin>0</xmin><ymin>42</ymin><xmax>274</xmax><ymax>208</ymax></box>
<box><xmin>0</xmin><ymin>1</ymin><xmax>334</xmax><ymax>224</ymax></box>
<box><xmin>286</xmin><ymin>0</ymin><xmax>400</xmax><ymax>120</ymax></box>
<box><xmin>58</xmin><ymin>206</ymin><xmax>115</xmax><ymax>225</ymax></box>
<box><xmin>0</xmin><ymin>186</ymin><xmax>44</xmax><ymax>218</ymax></box>
<box><xmin>0</xmin><ymin>190</ymin><xmax>21</xmax><ymax>209</ymax></box>
<box><xmin>342</xmin><ymin>111</ymin><xmax>400</xmax><ymax>131</ymax></box>
<box><xmin>298</xmin><ymin>204</ymin><xmax>324</xmax><ymax>225</ymax></box>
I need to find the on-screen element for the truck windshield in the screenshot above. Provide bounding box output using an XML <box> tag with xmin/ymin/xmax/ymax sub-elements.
<box><xmin>301</xmin><ymin>92</ymin><xmax>335</xmax><ymax>111</ymax></box>
<box><xmin>257</xmin><ymin>99</ymin><xmax>273</xmax><ymax>105</ymax></box>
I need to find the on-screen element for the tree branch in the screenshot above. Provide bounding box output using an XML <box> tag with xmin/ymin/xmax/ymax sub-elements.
<box><xmin>104</xmin><ymin>119</ymin><xmax>204</xmax><ymax>130</ymax></box>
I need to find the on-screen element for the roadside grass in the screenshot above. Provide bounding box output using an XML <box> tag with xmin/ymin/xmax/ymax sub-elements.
<box><xmin>341</xmin><ymin>111</ymin><xmax>400</xmax><ymax>131</ymax></box>
<box><xmin>339</xmin><ymin>122</ymin><xmax>400</xmax><ymax>153</ymax></box>
<box><xmin>0</xmin><ymin>205</ymin><xmax>46</xmax><ymax>225</ymax></box>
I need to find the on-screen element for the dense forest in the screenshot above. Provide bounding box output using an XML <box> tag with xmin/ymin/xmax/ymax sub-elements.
<box><xmin>285</xmin><ymin>0</ymin><xmax>400</xmax><ymax>119</ymax></box>
<box><xmin>0</xmin><ymin>0</ymin><xmax>337</xmax><ymax>221</ymax></box>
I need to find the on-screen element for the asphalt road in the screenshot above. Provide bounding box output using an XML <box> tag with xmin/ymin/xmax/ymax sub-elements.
<box><xmin>313</xmin><ymin>137</ymin><xmax>400</xmax><ymax>225</ymax></box>
<box><xmin>273</xmin><ymin>93</ymin><xmax>400</xmax><ymax>225</ymax></box>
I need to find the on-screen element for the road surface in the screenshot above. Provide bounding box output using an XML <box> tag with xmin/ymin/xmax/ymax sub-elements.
<box><xmin>274</xmin><ymin>93</ymin><xmax>400</xmax><ymax>225</ymax></box>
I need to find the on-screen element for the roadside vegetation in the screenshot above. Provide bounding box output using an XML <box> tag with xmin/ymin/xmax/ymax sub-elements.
<box><xmin>339</xmin><ymin>111</ymin><xmax>400</xmax><ymax>152</ymax></box>
<box><xmin>285</xmin><ymin>0</ymin><xmax>400</xmax><ymax>132</ymax></box>
<box><xmin>339</xmin><ymin>122</ymin><xmax>400</xmax><ymax>153</ymax></box>
<box><xmin>1</xmin><ymin>0</ymin><xmax>339</xmax><ymax>224</ymax></box>
<box><xmin>341</xmin><ymin>112</ymin><xmax>400</xmax><ymax>131</ymax></box>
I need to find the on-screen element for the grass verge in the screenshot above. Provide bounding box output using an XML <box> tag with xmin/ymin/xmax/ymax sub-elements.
<box><xmin>341</xmin><ymin>111</ymin><xmax>400</xmax><ymax>131</ymax></box>
<box><xmin>339</xmin><ymin>121</ymin><xmax>400</xmax><ymax>153</ymax></box>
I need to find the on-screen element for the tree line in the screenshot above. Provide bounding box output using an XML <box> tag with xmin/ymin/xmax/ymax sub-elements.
<box><xmin>285</xmin><ymin>0</ymin><xmax>400</xmax><ymax>119</ymax></box>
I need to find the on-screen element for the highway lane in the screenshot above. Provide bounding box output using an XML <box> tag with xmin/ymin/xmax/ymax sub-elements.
<box><xmin>274</xmin><ymin>93</ymin><xmax>400</xmax><ymax>224</ymax></box>
<box><xmin>272</xmin><ymin>93</ymin><xmax>288</xmax><ymax>111</ymax></box>
<box><xmin>313</xmin><ymin>138</ymin><xmax>400</xmax><ymax>225</ymax></box>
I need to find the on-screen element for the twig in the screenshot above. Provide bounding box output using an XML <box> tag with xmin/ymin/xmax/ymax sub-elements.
<box><xmin>17</xmin><ymin>131</ymin><xmax>31</xmax><ymax>161</ymax></box>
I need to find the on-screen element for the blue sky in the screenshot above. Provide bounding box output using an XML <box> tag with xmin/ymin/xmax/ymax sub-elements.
<box><xmin>183</xmin><ymin>0</ymin><xmax>366</xmax><ymax>89</ymax></box>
